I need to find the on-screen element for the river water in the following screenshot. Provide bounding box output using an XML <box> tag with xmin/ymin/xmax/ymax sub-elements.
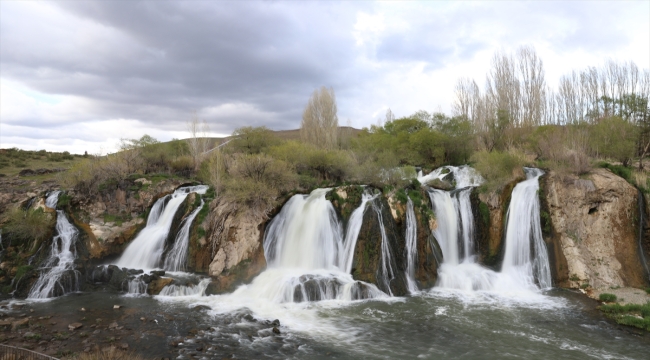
<box><xmin>17</xmin><ymin>287</ymin><xmax>646</xmax><ymax>359</ymax></box>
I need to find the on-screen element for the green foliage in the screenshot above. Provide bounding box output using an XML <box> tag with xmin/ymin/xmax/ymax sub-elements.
<box><xmin>540</xmin><ymin>210</ymin><xmax>551</xmax><ymax>234</ymax></box>
<box><xmin>471</xmin><ymin>150</ymin><xmax>527</xmax><ymax>192</ymax></box>
<box><xmin>15</xmin><ymin>265</ymin><xmax>33</xmax><ymax>280</ymax></box>
<box><xmin>1</xmin><ymin>208</ymin><xmax>53</xmax><ymax>246</ymax></box>
<box><xmin>600</xmin><ymin>302</ymin><xmax>650</xmax><ymax>331</ymax></box>
<box><xmin>589</xmin><ymin>116</ymin><xmax>636</xmax><ymax>166</ymax></box>
<box><xmin>103</xmin><ymin>212</ymin><xmax>131</xmax><ymax>226</ymax></box>
<box><xmin>597</xmin><ymin>162</ymin><xmax>632</xmax><ymax>182</ymax></box>
<box><xmin>57</xmin><ymin>192</ymin><xmax>72</xmax><ymax>208</ymax></box>
<box><xmin>353</xmin><ymin>116</ymin><xmax>447</xmax><ymax>168</ymax></box>
<box><xmin>478</xmin><ymin>201</ymin><xmax>490</xmax><ymax>226</ymax></box>
<box><xmin>599</xmin><ymin>293</ymin><xmax>618</xmax><ymax>302</ymax></box>
<box><xmin>395</xmin><ymin>189</ymin><xmax>408</xmax><ymax>204</ymax></box>
<box><xmin>231</xmin><ymin>126</ymin><xmax>279</xmax><ymax>154</ymax></box>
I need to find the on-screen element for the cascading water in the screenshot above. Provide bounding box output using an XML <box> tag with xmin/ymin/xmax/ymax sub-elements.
<box><xmin>116</xmin><ymin>185</ymin><xmax>208</xmax><ymax>270</ymax></box>
<box><xmin>370</xmin><ymin>198</ymin><xmax>396</xmax><ymax>296</ymax></box>
<box><xmin>245</xmin><ymin>188</ymin><xmax>385</xmax><ymax>303</ymax></box>
<box><xmin>501</xmin><ymin>168</ymin><xmax>552</xmax><ymax>289</ymax></box>
<box><xmin>404</xmin><ymin>198</ymin><xmax>418</xmax><ymax>293</ymax></box>
<box><xmin>163</xmin><ymin>199</ymin><xmax>205</xmax><ymax>272</ymax></box>
<box><xmin>158</xmin><ymin>278</ymin><xmax>211</xmax><ymax>297</ymax></box>
<box><xmin>422</xmin><ymin>166</ymin><xmax>553</xmax><ymax>293</ymax></box>
<box><xmin>28</xmin><ymin>191</ymin><xmax>81</xmax><ymax>299</ymax></box>
<box><xmin>126</xmin><ymin>276</ymin><xmax>147</xmax><ymax>296</ymax></box>
<box><xmin>338</xmin><ymin>191</ymin><xmax>376</xmax><ymax>273</ymax></box>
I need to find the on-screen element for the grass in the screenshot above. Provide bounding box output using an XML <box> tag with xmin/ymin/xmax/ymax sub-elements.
<box><xmin>0</xmin><ymin>148</ymin><xmax>85</xmax><ymax>181</ymax></box>
<box><xmin>599</xmin><ymin>293</ymin><xmax>617</xmax><ymax>302</ymax></box>
<box><xmin>596</xmin><ymin>161</ymin><xmax>632</xmax><ymax>182</ymax></box>
<box><xmin>103</xmin><ymin>213</ymin><xmax>132</xmax><ymax>226</ymax></box>
<box><xmin>600</xmin><ymin>302</ymin><xmax>650</xmax><ymax>331</ymax></box>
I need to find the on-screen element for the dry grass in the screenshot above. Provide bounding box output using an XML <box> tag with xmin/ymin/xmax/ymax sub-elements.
<box><xmin>633</xmin><ymin>169</ymin><xmax>648</xmax><ymax>189</ymax></box>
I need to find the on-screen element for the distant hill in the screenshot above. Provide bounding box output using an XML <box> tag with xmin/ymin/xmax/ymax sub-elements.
<box><xmin>207</xmin><ymin>126</ymin><xmax>364</xmax><ymax>146</ymax></box>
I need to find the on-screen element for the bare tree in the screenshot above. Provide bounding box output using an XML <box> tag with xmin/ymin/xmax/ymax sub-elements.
<box><xmin>187</xmin><ymin>113</ymin><xmax>211</xmax><ymax>170</ymax></box>
<box><xmin>300</xmin><ymin>86</ymin><xmax>339</xmax><ymax>149</ymax></box>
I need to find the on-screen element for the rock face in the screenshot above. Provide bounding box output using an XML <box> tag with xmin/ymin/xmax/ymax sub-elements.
<box><xmin>476</xmin><ymin>179</ymin><xmax>519</xmax><ymax>269</ymax></box>
<box><xmin>71</xmin><ymin>178</ymin><xmax>184</xmax><ymax>260</ymax></box>
<box><xmin>352</xmin><ymin>195</ymin><xmax>409</xmax><ymax>296</ymax></box>
<box><xmin>205</xmin><ymin>197</ymin><xmax>268</xmax><ymax>294</ymax></box>
<box><xmin>544</xmin><ymin>168</ymin><xmax>648</xmax><ymax>290</ymax></box>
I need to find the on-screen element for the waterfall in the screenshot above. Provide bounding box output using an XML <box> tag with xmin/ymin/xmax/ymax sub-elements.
<box><xmin>28</xmin><ymin>192</ymin><xmax>81</xmax><ymax>299</ymax></box>
<box><xmin>405</xmin><ymin>198</ymin><xmax>418</xmax><ymax>293</ymax></box>
<box><xmin>126</xmin><ymin>276</ymin><xmax>148</xmax><ymax>296</ymax></box>
<box><xmin>422</xmin><ymin>166</ymin><xmax>553</xmax><ymax>293</ymax></box>
<box><xmin>158</xmin><ymin>278</ymin><xmax>211</xmax><ymax>297</ymax></box>
<box><xmin>502</xmin><ymin>168</ymin><xmax>552</xmax><ymax>289</ymax></box>
<box><xmin>338</xmin><ymin>191</ymin><xmax>376</xmax><ymax>273</ymax></box>
<box><xmin>252</xmin><ymin>188</ymin><xmax>385</xmax><ymax>303</ymax></box>
<box><xmin>163</xmin><ymin>199</ymin><xmax>205</xmax><ymax>272</ymax></box>
<box><xmin>45</xmin><ymin>190</ymin><xmax>61</xmax><ymax>209</ymax></box>
<box><xmin>428</xmin><ymin>189</ymin><xmax>461</xmax><ymax>265</ymax></box>
<box><xmin>116</xmin><ymin>185</ymin><xmax>208</xmax><ymax>270</ymax></box>
<box><xmin>370</xmin><ymin>199</ymin><xmax>395</xmax><ymax>296</ymax></box>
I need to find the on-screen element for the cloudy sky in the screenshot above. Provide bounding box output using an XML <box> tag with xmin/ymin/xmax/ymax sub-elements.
<box><xmin>1</xmin><ymin>1</ymin><xmax>648</xmax><ymax>154</ymax></box>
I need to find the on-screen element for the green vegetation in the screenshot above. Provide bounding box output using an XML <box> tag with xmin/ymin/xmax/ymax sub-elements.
<box><xmin>600</xmin><ymin>302</ymin><xmax>650</xmax><ymax>331</ymax></box>
<box><xmin>0</xmin><ymin>148</ymin><xmax>85</xmax><ymax>180</ymax></box>
<box><xmin>599</xmin><ymin>293</ymin><xmax>617</xmax><ymax>302</ymax></box>
<box><xmin>1</xmin><ymin>207</ymin><xmax>54</xmax><ymax>247</ymax></box>
<box><xmin>471</xmin><ymin>150</ymin><xmax>527</xmax><ymax>192</ymax></box>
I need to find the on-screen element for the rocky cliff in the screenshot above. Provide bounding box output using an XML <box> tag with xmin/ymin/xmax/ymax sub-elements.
<box><xmin>543</xmin><ymin>168</ymin><xmax>648</xmax><ymax>290</ymax></box>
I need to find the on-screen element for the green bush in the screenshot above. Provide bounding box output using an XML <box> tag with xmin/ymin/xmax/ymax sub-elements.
<box><xmin>597</xmin><ymin>162</ymin><xmax>632</xmax><ymax>183</ymax></box>
<box><xmin>471</xmin><ymin>150</ymin><xmax>527</xmax><ymax>192</ymax></box>
<box><xmin>599</xmin><ymin>293</ymin><xmax>618</xmax><ymax>302</ymax></box>
<box><xmin>1</xmin><ymin>208</ymin><xmax>54</xmax><ymax>246</ymax></box>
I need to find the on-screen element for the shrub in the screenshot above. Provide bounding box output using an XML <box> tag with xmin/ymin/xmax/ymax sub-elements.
<box><xmin>597</xmin><ymin>162</ymin><xmax>632</xmax><ymax>183</ymax></box>
<box><xmin>599</xmin><ymin>293</ymin><xmax>617</xmax><ymax>302</ymax></box>
<box><xmin>471</xmin><ymin>150</ymin><xmax>527</xmax><ymax>192</ymax></box>
<box><xmin>1</xmin><ymin>208</ymin><xmax>54</xmax><ymax>246</ymax></box>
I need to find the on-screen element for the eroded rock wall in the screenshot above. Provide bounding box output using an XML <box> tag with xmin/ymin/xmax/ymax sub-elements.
<box><xmin>544</xmin><ymin>168</ymin><xmax>648</xmax><ymax>290</ymax></box>
<box><xmin>205</xmin><ymin>198</ymin><xmax>268</xmax><ymax>294</ymax></box>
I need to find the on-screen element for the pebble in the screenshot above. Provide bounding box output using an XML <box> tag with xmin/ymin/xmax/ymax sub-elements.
<box><xmin>113</xmin><ymin>305</ymin><xmax>121</xmax><ymax>309</ymax></box>
<box><xmin>68</xmin><ymin>323</ymin><xmax>83</xmax><ymax>331</ymax></box>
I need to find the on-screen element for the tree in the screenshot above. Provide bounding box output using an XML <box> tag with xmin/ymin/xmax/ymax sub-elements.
<box><xmin>589</xmin><ymin>116</ymin><xmax>636</xmax><ymax>166</ymax></box>
<box><xmin>187</xmin><ymin>114</ymin><xmax>210</xmax><ymax>170</ymax></box>
<box><xmin>231</xmin><ymin>126</ymin><xmax>277</xmax><ymax>154</ymax></box>
<box><xmin>300</xmin><ymin>86</ymin><xmax>339</xmax><ymax>149</ymax></box>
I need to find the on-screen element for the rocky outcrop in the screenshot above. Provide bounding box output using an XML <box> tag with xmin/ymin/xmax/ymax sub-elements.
<box><xmin>544</xmin><ymin>168</ymin><xmax>648</xmax><ymax>290</ymax></box>
<box><xmin>204</xmin><ymin>197</ymin><xmax>268</xmax><ymax>294</ymax></box>
<box><xmin>476</xmin><ymin>179</ymin><xmax>520</xmax><ymax>268</ymax></box>
<box><xmin>69</xmin><ymin>178</ymin><xmax>184</xmax><ymax>260</ymax></box>
<box><xmin>351</xmin><ymin>195</ymin><xmax>409</xmax><ymax>296</ymax></box>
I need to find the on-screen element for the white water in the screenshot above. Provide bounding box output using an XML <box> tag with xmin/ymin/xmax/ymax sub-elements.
<box><xmin>502</xmin><ymin>168</ymin><xmax>552</xmax><ymax>289</ymax></box>
<box><xmin>404</xmin><ymin>198</ymin><xmax>418</xmax><ymax>293</ymax></box>
<box><xmin>116</xmin><ymin>185</ymin><xmax>208</xmax><ymax>270</ymax></box>
<box><xmin>45</xmin><ymin>190</ymin><xmax>61</xmax><ymax>209</ymax></box>
<box><xmin>339</xmin><ymin>191</ymin><xmax>376</xmax><ymax>273</ymax></box>
<box><xmin>28</xmin><ymin>192</ymin><xmax>81</xmax><ymax>299</ymax></box>
<box><xmin>163</xmin><ymin>199</ymin><xmax>205</xmax><ymax>272</ymax></box>
<box><xmin>370</xmin><ymin>198</ymin><xmax>396</xmax><ymax>296</ymax></box>
<box><xmin>158</xmin><ymin>278</ymin><xmax>211</xmax><ymax>297</ymax></box>
<box><xmin>261</xmin><ymin>188</ymin><xmax>385</xmax><ymax>303</ymax></box>
<box><xmin>423</xmin><ymin>166</ymin><xmax>552</xmax><ymax>295</ymax></box>
<box><xmin>126</xmin><ymin>277</ymin><xmax>147</xmax><ymax>296</ymax></box>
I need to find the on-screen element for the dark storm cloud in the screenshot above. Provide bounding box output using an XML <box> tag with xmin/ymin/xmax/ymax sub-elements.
<box><xmin>1</xmin><ymin>0</ymin><xmax>647</xmax><ymax>153</ymax></box>
<box><xmin>2</xmin><ymin>1</ymin><xmax>367</xmax><ymax>130</ymax></box>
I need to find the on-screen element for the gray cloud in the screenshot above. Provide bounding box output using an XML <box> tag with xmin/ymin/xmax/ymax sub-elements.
<box><xmin>1</xmin><ymin>0</ymin><xmax>647</xmax><ymax>153</ymax></box>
